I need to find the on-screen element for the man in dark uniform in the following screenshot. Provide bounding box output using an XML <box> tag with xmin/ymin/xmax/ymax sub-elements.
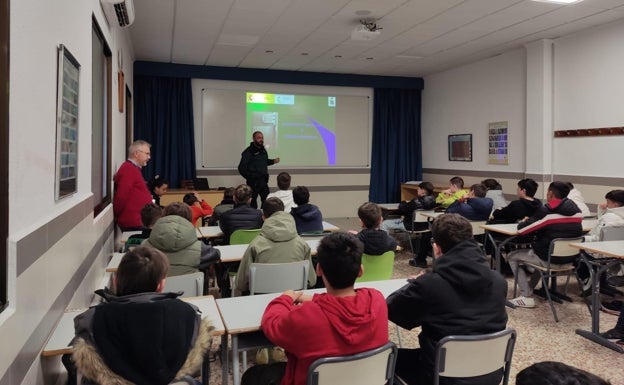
<box><xmin>238</xmin><ymin>131</ymin><xmax>280</xmax><ymax>208</ymax></box>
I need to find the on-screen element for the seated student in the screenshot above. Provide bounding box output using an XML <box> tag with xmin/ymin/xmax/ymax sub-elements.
<box><xmin>506</xmin><ymin>181</ymin><xmax>583</xmax><ymax>308</ymax></box>
<box><xmin>234</xmin><ymin>197</ymin><xmax>316</xmax><ymax>295</ymax></box>
<box><xmin>71</xmin><ymin>246</ymin><xmax>212</xmax><ymax>385</ymax></box>
<box><xmin>350</xmin><ymin>202</ymin><xmax>397</xmax><ymax>255</ymax></box>
<box><xmin>267</xmin><ymin>172</ymin><xmax>297</xmax><ymax>213</ymax></box>
<box><xmin>147</xmin><ymin>175</ymin><xmax>169</xmax><ymax>207</ymax></box>
<box><xmin>290</xmin><ymin>186</ymin><xmax>323</xmax><ymax>234</ymax></box>
<box><xmin>387</xmin><ymin>214</ymin><xmax>508</xmax><ymax>385</ymax></box>
<box><xmin>566</xmin><ymin>182</ymin><xmax>591</xmax><ymax>217</ymax></box>
<box><xmin>435</xmin><ymin>176</ymin><xmax>469</xmax><ymax>208</ymax></box>
<box><xmin>207</xmin><ymin>187</ymin><xmax>236</xmax><ymax>226</ymax></box>
<box><xmin>516</xmin><ymin>361</ymin><xmax>612</xmax><ymax>385</ymax></box>
<box><xmin>219</xmin><ymin>184</ymin><xmax>264</xmax><ymax>244</ymax></box>
<box><xmin>143</xmin><ymin>202</ymin><xmax>217</xmax><ymax>276</ymax></box>
<box><xmin>124</xmin><ymin>203</ymin><xmax>163</xmax><ymax>248</ymax></box>
<box><xmin>241</xmin><ymin>232</ymin><xmax>389</xmax><ymax>385</ymax></box>
<box><xmin>183</xmin><ymin>192</ymin><xmax>214</xmax><ymax>227</ymax></box>
<box><xmin>445</xmin><ymin>183</ymin><xmax>493</xmax><ymax>221</ymax></box>
<box><xmin>490</xmin><ymin>178</ymin><xmax>542</xmax><ymax>223</ymax></box>
<box><xmin>481</xmin><ymin>178</ymin><xmax>509</xmax><ymax>210</ymax></box>
<box><xmin>381</xmin><ymin>181</ymin><xmax>436</xmax><ymax>232</ymax></box>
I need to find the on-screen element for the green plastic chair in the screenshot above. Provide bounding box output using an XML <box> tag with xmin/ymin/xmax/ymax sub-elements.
<box><xmin>356</xmin><ymin>251</ymin><xmax>395</xmax><ymax>282</ymax></box>
<box><xmin>230</xmin><ymin>228</ymin><xmax>261</xmax><ymax>245</ymax></box>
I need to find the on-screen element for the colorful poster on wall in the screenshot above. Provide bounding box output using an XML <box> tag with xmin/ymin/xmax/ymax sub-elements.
<box><xmin>488</xmin><ymin>121</ymin><xmax>508</xmax><ymax>165</ymax></box>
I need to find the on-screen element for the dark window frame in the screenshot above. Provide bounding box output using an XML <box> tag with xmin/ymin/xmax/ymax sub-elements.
<box><xmin>92</xmin><ymin>18</ymin><xmax>112</xmax><ymax>217</ymax></box>
<box><xmin>0</xmin><ymin>0</ymin><xmax>9</xmax><ymax>313</ymax></box>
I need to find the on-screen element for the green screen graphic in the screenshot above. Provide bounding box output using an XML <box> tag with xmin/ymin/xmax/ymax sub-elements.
<box><xmin>246</xmin><ymin>93</ymin><xmax>336</xmax><ymax>166</ymax></box>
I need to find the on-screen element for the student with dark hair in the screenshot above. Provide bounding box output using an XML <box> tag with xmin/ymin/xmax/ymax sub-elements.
<box><xmin>290</xmin><ymin>186</ymin><xmax>323</xmax><ymax>234</ymax></box>
<box><xmin>208</xmin><ymin>187</ymin><xmax>236</xmax><ymax>226</ymax></box>
<box><xmin>123</xmin><ymin>204</ymin><xmax>164</xmax><ymax>250</ymax></box>
<box><xmin>267</xmin><ymin>171</ymin><xmax>297</xmax><ymax>213</ymax></box>
<box><xmin>445</xmin><ymin>183</ymin><xmax>493</xmax><ymax>221</ymax></box>
<box><xmin>70</xmin><ymin>247</ymin><xmax>212</xmax><ymax>385</ymax></box>
<box><xmin>381</xmin><ymin>181</ymin><xmax>436</xmax><ymax>232</ymax></box>
<box><xmin>183</xmin><ymin>192</ymin><xmax>214</xmax><ymax>226</ymax></box>
<box><xmin>387</xmin><ymin>214</ymin><xmax>507</xmax><ymax>385</ymax></box>
<box><xmin>219</xmin><ymin>184</ymin><xmax>264</xmax><ymax>244</ymax></box>
<box><xmin>234</xmin><ymin>197</ymin><xmax>316</xmax><ymax>295</ymax></box>
<box><xmin>516</xmin><ymin>361</ymin><xmax>612</xmax><ymax>385</ymax></box>
<box><xmin>143</xmin><ymin>202</ymin><xmax>216</xmax><ymax>276</ymax></box>
<box><xmin>351</xmin><ymin>202</ymin><xmax>397</xmax><ymax>255</ymax></box>
<box><xmin>147</xmin><ymin>175</ymin><xmax>169</xmax><ymax>207</ymax></box>
<box><xmin>435</xmin><ymin>176</ymin><xmax>468</xmax><ymax>208</ymax></box>
<box><xmin>490</xmin><ymin>178</ymin><xmax>542</xmax><ymax>223</ymax></box>
<box><xmin>481</xmin><ymin>178</ymin><xmax>509</xmax><ymax>209</ymax></box>
<box><xmin>507</xmin><ymin>181</ymin><xmax>583</xmax><ymax>308</ymax></box>
<box><xmin>584</xmin><ymin>189</ymin><xmax>624</xmax><ymax>242</ymax></box>
<box><xmin>242</xmin><ymin>232</ymin><xmax>389</xmax><ymax>385</ymax></box>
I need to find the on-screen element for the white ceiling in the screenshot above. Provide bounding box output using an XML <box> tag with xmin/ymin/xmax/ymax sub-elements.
<box><xmin>128</xmin><ymin>0</ymin><xmax>624</xmax><ymax>77</ymax></box>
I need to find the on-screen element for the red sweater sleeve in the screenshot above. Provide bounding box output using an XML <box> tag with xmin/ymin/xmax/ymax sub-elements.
<box><xmin>199</xmin><ymin>200</ymin><xmax>214</xmax><ymax>216</ymax></box>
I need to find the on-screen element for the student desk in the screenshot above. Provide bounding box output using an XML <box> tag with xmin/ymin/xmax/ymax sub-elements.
<box><xmin>570</xmin><ymin>241</ymin><xmax>624</xmax><ymax>353</ymax></box>
<box><xmin>121</xmin><ymin>226</ymin><xmax>224</xmax><ymax>244</ymax></box>
<box><xmin>216</xmin><ymin>239</ymin><xmax>321</xmax><ymax>263</ymax></box>
<box><xmin>216</xmin><ymin>278</ymin><xmax>407</xmax><ymax>385</ymax></box>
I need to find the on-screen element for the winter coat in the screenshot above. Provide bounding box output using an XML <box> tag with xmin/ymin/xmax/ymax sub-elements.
<box><xmin>238</xmin><ymin>142</ymin><xmax>275</xmax><ymax>190</ymax></box>
<box><xmin>517</xmin><ymin>197</ymin><xmax>583</xmax><ymax>262</ymax></box>
<box><xmin>445</xmin><ymin>197</ymin><xmax>493</xmax><ymax>221</ymax></box>
<box><xmin>357</xmin><ymin>228</ymin><xmax>398</xmax><ymax>255</ymax></box>
<box><xmin>491</xmin><ymin>198</ymin><xmax>543</xmax><ymax>224</ymax></box>
<box><xmin>397</xmin><ymin>195</ymin><xmax>437</xmax><ymax>230</ymax></box>
<box><xmin>72</xmin><ymin>291</ymin><xmax>213</xmax><ymax>385</ymax></box>
<box><xmin>584</xmin><ymin>205</ymin><xmax>624</xmax><ymax>242</ymax></box>
<box><xmin>435</xmin><ymin>189</ymin><xmax>469</xmax><ymax>208</ymax></box>
<box><xmin>235</xmin><ymin>211</ymin><xmax>316</xmax><ymax>293</ymax></box>
<box><xmin>290</xmin><ymin>203</ymin><xmax>323</xmax><ymax>234</ymax></box>
<box><xmin>219</xmin><ymin>203</ymin><xmax>264</xmax><ymax>244</ymax></box>
<box><xmin>262</xmin><ymin>288</ymin><xmax>389</xmax><ymax>385</ymax></box>
<box><xmin>387</xmin><ymin>239</ymin><xmax>508</xmax><ymax>384</ymax></box>
<box><xmin>143</xmin><ymin>215</ymin><xmax>201</xmax><ymax>276</ymax></box>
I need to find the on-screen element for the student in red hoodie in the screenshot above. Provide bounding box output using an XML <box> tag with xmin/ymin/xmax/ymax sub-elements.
<box><xmin>182</xmin><ymin>192</ymin><xmax>214</xmax><ymax>226</ymax></box>
<box><xmin>242</xmin><ymin>232</ymin><xmax>389</xmax><ymax>385</ymax></box>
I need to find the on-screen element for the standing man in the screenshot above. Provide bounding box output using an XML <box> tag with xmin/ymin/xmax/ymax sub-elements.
<box><xmin>113</xmin><ymin>140</ymin><xmax>153</xmax><ymax>231</ymax></box>
<box><xmin>238</xmin><ymin>131</ymin><xmax>280</xmax><ymax>208</ymax></box>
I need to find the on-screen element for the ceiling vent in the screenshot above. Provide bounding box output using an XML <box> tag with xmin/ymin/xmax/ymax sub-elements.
<box><xmin>351</xmin><ymin>19</ymin><xmax>382</xmax><ymax>41</ymax></box>
<box><xmin>101</xmin><ymin>0</ymin><xmax>135</xmax><ymax>28</ymax></box>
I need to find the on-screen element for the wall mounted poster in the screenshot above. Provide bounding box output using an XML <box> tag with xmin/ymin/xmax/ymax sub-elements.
<box><xmin>55</xmin><ymin>44</ymin><xmax>80</xmax><ymax>200</ymax></box>
<box><xmin>488</xmin><ymin>121</ymin><xmax>508</xmax><ymax>165</ymax></box>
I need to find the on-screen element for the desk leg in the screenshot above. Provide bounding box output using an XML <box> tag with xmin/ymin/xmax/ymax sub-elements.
<box><xmin>574</xmin><ymin>254</ymin><xmax>624</xmax><ymax>353</ymax></box>
<box><xmin>221</xmin><ymin>334</ymin><xmax>229</xmax><ymax>385</ymax></box>
<box><xmin>232</xmin><ymin>334</ymin><xmax>240</xmax><ymax>385</ymax></box>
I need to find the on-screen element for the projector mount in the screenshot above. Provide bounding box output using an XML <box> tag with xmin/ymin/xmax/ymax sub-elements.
<box><xmin>359</xmin><ymin>19</ymin><xmax>382</xmax><ymax>32</ymax></box>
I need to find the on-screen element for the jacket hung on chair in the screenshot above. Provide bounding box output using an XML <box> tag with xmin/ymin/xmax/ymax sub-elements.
<box><xmin>517</xmin><ymin>197</ymin><xmax>583</xmax><ymax>262</ymax></box>
<box><xmin>142</xmin><ymin>215</ymin><xmax>202</xmax><ymax>276</ymax></box>
<box><xmin>261</xmin><ymin>288</ymin><xmax>389</xmax><ymax>385</ymax></box>
<box><xmin>72</xmin><ymin>291</ymin><xmax>213</xmax><ymax>385</ymax></box>
<box><xmin>290</xmin><ymin>203</ymin><xmax>323</xmax><ymax>234</ymax></box>
<box><xmin>387</xmin><ymin>239</ymin><xmax>508</xmax><ymax>385</ymax></box>
<box><xmin>235</xmin><ymin>211</ymin><xmax>316</xmax><ymax>293</ymax></box>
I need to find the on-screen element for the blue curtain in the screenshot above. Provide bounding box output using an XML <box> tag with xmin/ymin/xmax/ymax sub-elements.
<box><xmin>370</xmin><ymin>88</ymin><xmax>422</xmax><ymax>203</ymax></box>
<box><xmin>134</xmin><ymin>76</ymin><xmax>196</xmax><ymax>188</ymax></box>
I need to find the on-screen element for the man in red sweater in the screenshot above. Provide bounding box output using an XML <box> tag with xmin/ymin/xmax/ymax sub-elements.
<box><xmin>113</xmin><ymin>140</ymin><xmax>153</xmax><ymax>231</ymax></box>
<box><xmin>242</xmin><ymin>232</ymin><xmax>389</xmax><ymax>385</ymax></box>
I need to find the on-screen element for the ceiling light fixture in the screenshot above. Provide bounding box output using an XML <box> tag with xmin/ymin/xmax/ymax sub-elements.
<box><xmin>351</xmin><ymin>19</ymin><xmax>382</xmax><ymax>41</ymax></box>
<box><xmin>531</xmin><ymin>0</ymin><xmax>583</xmax><ymax>4</ymax></box>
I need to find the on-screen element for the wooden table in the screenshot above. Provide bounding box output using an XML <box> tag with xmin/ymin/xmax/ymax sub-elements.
<box><xmin>216</xmin><ymin>278</ymin><xmax>407</xmax><ymax>385</ymax></box>
<box><xmin>570</xmin><ymin>241</ymin><xmax>624</xmax><ymax>353</ymax></box>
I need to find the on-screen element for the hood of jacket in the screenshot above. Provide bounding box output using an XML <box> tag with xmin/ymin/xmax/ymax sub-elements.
<box><xmin>433</xmin><ymin>239</ymin><xmax>493</xmax><ymax>294</ymax></box>
<box><xmin>313</xmin><ymin>288</ymin><xmax>387</xmax><ymax>345</ymax></box>
<box><xmin>148</xmin><ymin>215</ymin><xmax>198</xmax><ymax>252</ymax></box>
<box><xmin>260</xmin><ymin>211</ymin><xmax>299</xmax><ymax>242</ymax></box>
<box><xmin>518</xmin><ymin>197</ymin><xmax>543</xmax><ymax>213</ymax></box>
<box><xmin>291</xmin><ymin>203</ymin><xmax>321</xmax><ymax>220</ymax></box>
<box><xmin>547</xmin><ymin>197</ymin><xmax>581</xmax><ymax>216</ymax></box>
<box><xmin>607</xmin><ymin>205</ymin><xmax>624</xmax><ymax>221</ymax></box>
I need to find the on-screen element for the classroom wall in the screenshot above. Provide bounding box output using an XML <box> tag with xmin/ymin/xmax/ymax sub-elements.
<box><xmin>2</xmin><ymin>1</ymin><xmax>134</xmax><ymax>384</ymax></box>
<box><xmin>421</xmin><ymin>21</ymin><xmax>624</xmax><ymax>205</ymax></box>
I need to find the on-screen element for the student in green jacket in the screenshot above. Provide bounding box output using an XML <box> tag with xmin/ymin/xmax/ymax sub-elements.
<box><xmin>435</xmin><ymin>176</ymin><xmax>469</xmax><ymax>208</ymax></box>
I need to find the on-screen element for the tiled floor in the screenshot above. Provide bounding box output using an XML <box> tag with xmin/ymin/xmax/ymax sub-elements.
<box><xmin>206</xmin><ymin>217</ymin><xmax>623</xmax><ymax>385</ymax></box>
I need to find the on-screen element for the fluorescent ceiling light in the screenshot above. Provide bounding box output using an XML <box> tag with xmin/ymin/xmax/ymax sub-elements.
<box><xmin>531</xmin><ymin>0</ymin><xmax>583</xmax><ymax>4</ymax></box>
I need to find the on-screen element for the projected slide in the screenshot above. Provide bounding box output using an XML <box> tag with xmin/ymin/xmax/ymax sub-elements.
<box><xmin>246</xmin><ymin>92</ymin><xmax>336</xmax><ymax>166</ymax></box>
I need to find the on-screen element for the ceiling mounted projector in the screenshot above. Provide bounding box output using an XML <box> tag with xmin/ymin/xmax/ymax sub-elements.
<box><xmin>351</xmin><ymin>19</ymin><xmax>382</xmax><ymax>41</ymax></box>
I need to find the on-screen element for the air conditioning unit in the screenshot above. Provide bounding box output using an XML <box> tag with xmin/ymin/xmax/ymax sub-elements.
<box><xmin>101</xmin><ymin>0</ymin><xmax>135</xmax><ymax>28</ymax></box>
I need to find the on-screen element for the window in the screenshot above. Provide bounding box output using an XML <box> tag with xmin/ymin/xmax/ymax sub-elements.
<box><xmin>0</xmin><ymin>0</ymin><xmax>9</xmax><ymax>312</ymax></box>
<box><xmin>92</xmin><ymin>19</ymin><xmax>112</xmax><ymax>216</ymax></box>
